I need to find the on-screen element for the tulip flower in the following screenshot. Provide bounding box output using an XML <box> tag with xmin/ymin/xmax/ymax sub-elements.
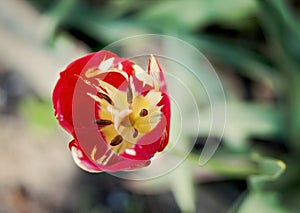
<box><xmin>52</xmin><ymin>50</ymin><xmax>170</xmax><ymax>172</ymax></box>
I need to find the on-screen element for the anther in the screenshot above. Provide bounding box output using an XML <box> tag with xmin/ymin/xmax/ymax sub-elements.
<box><xmin>95</xmin><ymin>119</ymin><xmax>113</xmax><ymax>127</ymax></box>
<box><xmin>98</xmin><ymin>92</ymin><xmax>113</xmax><ymax>105</ymax></box>
<box><xmin>139</xmin><ymin>109</ymin><xmax>148</xmax><ymax>117</ymax></box>
<box><xmin>110</xmin><ymin>135</ymin><xmax>123</xmax><ymax>146</ymax></box>
<box><xmin>133</xmin><ymin>128</ymin><xmax>138</xmax><ymax>138</ymax></box>
<box><xmin>127</xmin><ymin>85</ymin><xmax>133</xmax><ymax>104</ymax></box>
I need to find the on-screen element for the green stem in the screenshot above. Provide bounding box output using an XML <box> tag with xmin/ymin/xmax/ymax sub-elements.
<box><xmin>173</xmin><ymin>150</ymin><xmax>259</xmax><ymax>178</ymax></box>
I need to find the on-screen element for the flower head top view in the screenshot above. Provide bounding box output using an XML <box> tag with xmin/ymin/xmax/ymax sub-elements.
<box><xmin>52</xmin><ymin>50</ymin><xmax>170</xmax><ymax>172</ymax></box>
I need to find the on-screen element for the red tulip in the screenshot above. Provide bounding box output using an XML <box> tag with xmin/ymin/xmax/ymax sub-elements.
<box><xmin>52</xmin><ymin>50</ymin><xmax>170</xmax><ymax>172</ymax></box>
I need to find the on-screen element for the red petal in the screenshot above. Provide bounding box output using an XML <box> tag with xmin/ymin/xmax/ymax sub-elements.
<box><xmin>52</xmin><ymin>51</ymin><xmax>118</xmax><ymax>134</ymax></box>
<box><xmin>69</xmin><ymin>140</ymin><xmax>102</xmax><ymax>173</ymax></box>
<box><xmin>147</xmin><ymin>55</ymin><xmax>171</xmax><ymax>151</ymax></box>
<box><xmin>158</xmin><ymin>92</ymin><xmax>171</xmax><ymax>151</ymax></box>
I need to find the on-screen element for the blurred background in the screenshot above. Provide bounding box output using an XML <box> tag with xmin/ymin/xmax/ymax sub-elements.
<box><xmin>1</xmin><ymin>0</ymin><xmax>300</xmax><ymax>212</ymax></box>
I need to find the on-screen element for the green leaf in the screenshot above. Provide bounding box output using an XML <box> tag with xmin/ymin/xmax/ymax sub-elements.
<box><xmin>233</xmin><ymin>191</ymin><xmax>292</xmax><ymax>213</ymax></box>
<box><xmin>230</xmin><ymin>154</ymin><xmax>290</xmax><ymax>213</ymax></box>
<box><xmin>138</xmin><ymin>0</ymin><xmax>257</xmax><ymax>30</ymax></box>
<box><xmin>256</xmin><ymin>0</ymin><xmax>300</xmax><ymax>153</ymax></box>
<box><xmin>249</xmin><ymin>153</ymin><xmax>286</xmax><ymax>190</ymax></box>
<box><xmin>170</xmin><ymin>162</ymin><xmax>196</xmax><ymax>213</ymax></box>
<box><xmin>42</xmin><ymin>0</ymin><xmax>77</xmax><ymax>42</ymax></box>
<box><xmin>169</xmin><ymin>99</ymin><xmax>196</xmax><ymax>213</ymax></box>
<box><xmin>195</xmin><ymin>101</ymin><xmax>282</xmax><ymax>152</ymax></box>
<box><xmin>70</xmin><ymin>16</ymin><xmax>149</xmax><ymax>44</ymax></box>
<box><xmin>182</xmin><ymin>33</ymin><xmax>278</xmax><ymax>89</ymax></box>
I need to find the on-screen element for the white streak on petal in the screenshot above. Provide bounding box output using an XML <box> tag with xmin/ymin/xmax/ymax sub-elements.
<box><xmin>99</xmin><ymin>57</ymin><xmax>115</xmax><ymax>71</ymax></box>
<box><xmin>118</xmin><ymin>62</ymin><xmax>123</xmax><ymax>70</ymax></box>
<box><xmin>91</xmin><ymin>146</ymin><xmax>97</xmax><ymax>161</ymax></box>
<box><xmin>149</xmin><ymin>55</ymin><xmax>160</xmax><ymax>73</ymax></box>
<box><xmin>72</xmin><ymin>146</ymin><xmax>83</xmax><ymax>158</ymax></box>
<box><xmin>145</xmin><ymin>90</ymin><xmax>163</xmax><ymax>106</ymax></box>
<box><xmin>85</xmin><ymin>69</ymin><xmax>102</xmax><ymax>78</ymax></box>
<box><xmin>103</xmin><ymin>151</ymin><xmax>114</xmax><ymax>165</ymax></box>
<box><xmin>96</xmin><ymin>149</ymin><xmax>113</xmax><ymax>166</ymax></box>
<box><xmin>132</xmin><ymin>64</ymin><xmax>154</xmax><ymax>87</ymax></box>
<box><xmin>101</xmin><ymin>70</ymin><xmax>128</xmax><ymax>80</ymax></box>
<box><xmin>149</xmin><ymin>55</ymin><xmax>162</xmax><ymax>90</ymax></box>
<box><xmin>97</xmin><ymin>150</ymin><xmax>109</xmax><ymax>165</ymax></box>
<box><xmin>129</xmin><ymin>76</ymin><xmax>136</xmax><ymax>97</ymax></box>
<box><xmin>87</xmin><ymin>92</ymin><xmax>102</xmax><ymax>103</ymax></box>
<box><xmin>125</xmin><ymin>149</ymin><xmax>136</xmax><ymax>156</ymax></box>
<box><xmin>133</xmin><ymin>64</ymin><xmax>146</xmax><ymax>75</ymax></box>
<box><xmin>71</xmin><ymin>146</ymin><xmax>100</xmax><ymax>173</ymax></box>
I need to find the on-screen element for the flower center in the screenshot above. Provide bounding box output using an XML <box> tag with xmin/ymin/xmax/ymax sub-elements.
<box><xmin>108</xmin><ymin>100</ymin><xmax>153</xmax><ymax>140</ymax></box>
<box><xmin>84</xmin><ymin>70</ymin><xmax>163</xmax><ymax>155</ymax></box>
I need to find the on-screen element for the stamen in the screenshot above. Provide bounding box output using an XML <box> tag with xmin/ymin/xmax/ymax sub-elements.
<box><xmin>133</xmin><ymin>128</ymin><xmax>138</xmax><ymax>138</ymax></box>
<box><xmin>98</xmin><ymin>92</ymin><xmax>113</xmax><ymax>105</ymax></box>
<box><xmin>110</xmin><ymin>135</ymin><xmax>123</xmax><ymax>146</ymax></box>
<box><xmin>127</xmin><ymin>85</ymin><xmax>133</xmax><ymax>104</ymax></box>
<box><xmin>95</xmin><ymin>119</ymin><xmax>113</xmax><ymax>126</ymax></box>
<box><xmin>139</xmin><ymin>109</ymin><xmax>148</xmax><ymax>117</ymax></box>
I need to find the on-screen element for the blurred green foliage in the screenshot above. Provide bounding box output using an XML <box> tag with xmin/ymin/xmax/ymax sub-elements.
<box><xmin>23</xmin><ymin>0</ymin><xmax>300</xmax><ymax>212</ymax></box>
<box><xmin>22</xmin><ymin>98</ymin><xmax>57</xmax><ymax>131</ymax></box>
